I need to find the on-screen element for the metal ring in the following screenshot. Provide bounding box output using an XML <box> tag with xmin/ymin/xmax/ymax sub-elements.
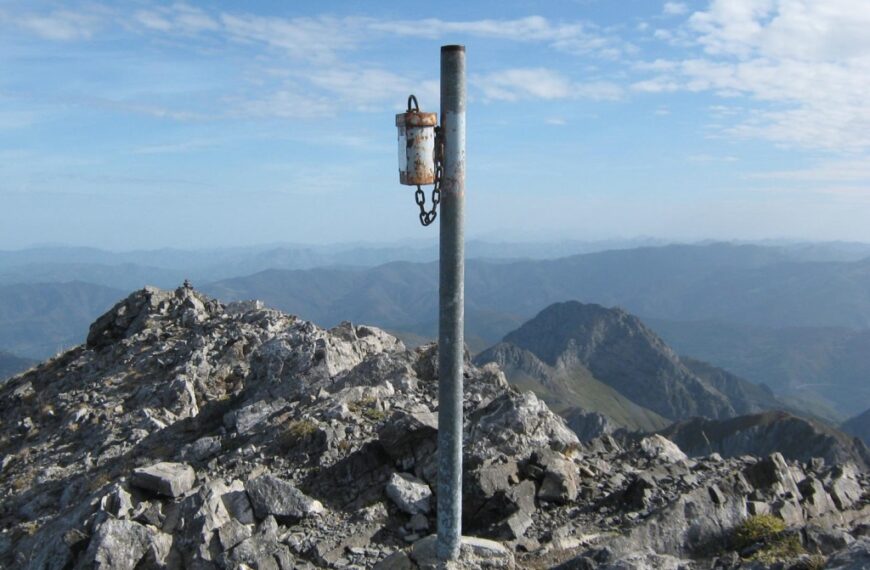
<box><xmin>407</xmin><ymin>95</ymin><xmax>419</xmax><ymax>112</ymax></box>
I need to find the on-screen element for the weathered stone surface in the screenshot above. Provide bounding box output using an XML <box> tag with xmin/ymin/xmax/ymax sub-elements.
<box><xmin>131</xmin><ymin>462</ymin><xmax>196</xmax><ymax>498</ymax></box>
<box><xmin>386</xmin><ymin>472</ymin><xmax>432</xmax><ymax>515</ymax></box>
<box><xmin>217</xmin><ymin>518</ymin><xmax>252</xmax><ymax>551</ymax></box>
<box><xmin>411</xmin><ymin>535</ymin><xmax>514</xmax><ymax>569</ymax></box>
<box><xmin>373</xmin><ymin>550</ymin><xmax>416</xmax><ymax>570</ymax></box>
<box><xmin>4</xmin><ymin>286</ymin><xmax>870</xmax><ymax>570</ymax></box>
<box><xmin>80</xmin><ymin>518</ymin><xmax>153</xmax><ymax>570</ymax></box>
<box><xmin>830</xmin><ymin>464</ymin><xmax>864</xmax><ymax>511</ymax></box>
<box><xmin>827</xmin><ymin>537</ymin><xmax>870</xmax><ymax>569</ymax></box>
<box><xmin>245</xmin><ymin>474</ymin><xmax>324</xmax><ymax>522</ymax></box>
<box><xmin>640</xmin><ymin>434</ymin><xmax>688</xmax><ymax>464</ymax></box>
<box><xmin>533</xmin><ymin>449</ymin><xmax>579</xmax><ymax>504</ymax></box>
<box><xmin>467</xmin><ymin>391</ymin><xmax>579</xmax><ymax>460</ymax></box>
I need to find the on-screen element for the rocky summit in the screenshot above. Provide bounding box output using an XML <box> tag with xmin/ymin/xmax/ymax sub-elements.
<box><xmin>1</xmin><ymin>286</ymin><xmax>869</xmax><ymax>569</ymax></box>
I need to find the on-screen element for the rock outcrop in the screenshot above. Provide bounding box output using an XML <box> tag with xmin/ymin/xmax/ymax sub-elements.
<box><xmin>0</xmin><ymin>286</ymin><xmax>868</xmax><ymax>569</ymax></box>
<box><xmin>475</xmin><ymin>301</ymin><xmax>783</xmax><ymax>429</ymax></box>
<box><xmin>661</xmin><ymin>411</ymin><xmax>870</xmax><ymax>470</ymax></box>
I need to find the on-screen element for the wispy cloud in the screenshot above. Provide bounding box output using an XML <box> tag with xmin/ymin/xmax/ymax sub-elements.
<box><xmin>749</xmin><ymin>159</ymin><xmax>870</xmax><ymax>183</ymax></box>
<box><xmin>370</xmin><ymin>15</ymin><xmax>625</xmax><ymax>58</ymax></box>
<box><xmin>474</xmin><ymin>68</ymin><xmax>622</xmax><ymax>102</ymax></box>
<box><xmin>637</xmin><ymin>0</ymin><xmax>870</xmax><ymax>153</ymax></box>
<box><xmin>663</xmin><ymin>3</ymin><xmax>689</xmax><ymax>16</ymax></box>
<box><xmin>11</xmin><ymin>8</ymin><xmax>106</xmax><ymax>41</ymax></box>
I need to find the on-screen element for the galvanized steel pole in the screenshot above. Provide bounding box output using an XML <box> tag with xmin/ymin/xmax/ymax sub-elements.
<box><xmin>437</xmin><ymin>44</ymin><xmax>466</xmax><ymax>562</ymax></box>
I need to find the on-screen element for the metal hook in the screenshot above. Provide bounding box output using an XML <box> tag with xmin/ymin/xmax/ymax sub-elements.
<box><xmin>407</xmin><ymin>94</ymin><xmax>419</xmax><ymax>112</ymax></box>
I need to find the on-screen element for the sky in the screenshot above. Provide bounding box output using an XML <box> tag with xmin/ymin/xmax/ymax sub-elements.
<box><xmin>1</xmin><ymin>0</ymin><xmax>869</xmax><ymax>249</ymax></box>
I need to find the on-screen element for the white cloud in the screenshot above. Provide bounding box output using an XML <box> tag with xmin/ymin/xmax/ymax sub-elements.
<box><xmin>749</xmin><ymin>158</ymin><xmax>870</xmax><ymax>183</ymax></box>
<box><xmin>663</xmin><ymin>3</ymin><xmax>689</xmax><ymax>16</ymax></box>
<box><xmin>370</xmin><ymin>15</ymin><xmax>623</xmax><ymax>58</ymax></box>
<box><xmin>307</xmin><ymin>68</ymin><xmax>438</xmax><ymax>112</ymax></box>
<box><xmin>134</xmin><ymin>5</ymin><xmax>218</xmax><ymax>34</ymax></box>
<box><xmin>14</xmin><ymin>8</ymin><xmax>105</xmax><ymax>41</ymax></box>
<box><xmin>474</xmin><ymin>68</ymin><xmax>622</xmax><ymax>102</ymax></box>
<box><xmin>229</xmin><ymin>88</ymin><xmax>334</xmax><ymax>120</ymax></box>
<box><xmin>639</xmin><ymin>0</ymin><xmax>870</xmax><ymax>153</ymax></box>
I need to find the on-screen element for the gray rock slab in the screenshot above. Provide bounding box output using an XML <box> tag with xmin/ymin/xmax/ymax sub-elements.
<box><xmin>411</xmin><ymin>535</ymin><xmax>514</xmax><ymax>569</ymax></box>
<box><xmin>82</xmin><ymin>518</ymin><xmax>153</xmax><ymax>570</ymax></box>
<box><xmin>386</xmin><ymin>472</ymin><xmax>432</xmax><ymax>515</ymax></box>
<box><xmin>131</xmin><ymin>462</ymin><xmax>196</xmax><ymax>497</ymax></box>
<box><xmin>245</xmin><ymin>474</ymin><xmax>324</xmax><ymax>522</ymax></box>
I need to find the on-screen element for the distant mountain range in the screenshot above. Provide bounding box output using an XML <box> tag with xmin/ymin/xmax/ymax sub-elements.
<box><xmin>0</xmin><ymin>239</ymin><xmax>668</xmax><ymax>286</ymax></box>
<box><xmin>647</xmin><ymin>319</ymin><xmax>870</xmax><ymax>419</ymax></box>
<box><xmin>0</xmin><ymin>350</ymin><xmax>35</xmax><ymax>381</ymax></box>
<box><xmin>843</xmin><ymin>409</ymin><xmax>870</xmax><ymax>446</ymax></box>
<box><xmin>2</xmin><ymin>242</ymin><xmax>870</xmax><ymax>420</ymax></box>
<box><xmin>0</xmin><ymin>281</ymin><xmax>124</xmax><ymax>358</ymax></box>
<box><xmin>201</xmin><ymin>243</ymin><xmax>870</xmax><ymax>333</ymax></box>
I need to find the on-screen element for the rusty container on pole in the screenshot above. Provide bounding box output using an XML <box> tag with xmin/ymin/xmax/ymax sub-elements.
<box><xmin>396</xmin><ymin>96</ymin><xmax>438</xmax><ymax>186</ymax></box>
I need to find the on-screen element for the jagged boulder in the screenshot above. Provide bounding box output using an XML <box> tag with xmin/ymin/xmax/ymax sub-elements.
<box><xmin>131</xmin><ymin>462</ymin><xmax>196</xmax><ymax>498</ymax></box>
<box><xmin>385</xmin><ymin>472</ymin><xmax>432</xmax><ymax>515</ymax></box>
<box><xmin>245</xmin><ymin>474</ymin><xmax>324</xmax><ymax>522</ymax></box>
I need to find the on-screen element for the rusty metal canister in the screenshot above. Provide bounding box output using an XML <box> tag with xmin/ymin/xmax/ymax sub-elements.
<box><xmin>396</xmin><ymin>109</ymin><xmax>437</xmax><ymax>185</ymax></box>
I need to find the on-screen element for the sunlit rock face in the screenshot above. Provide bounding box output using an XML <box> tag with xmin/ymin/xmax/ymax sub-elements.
<box><xmin>0</xmin><ymin>286</ymin><xmax>867</xmax><ymax>569</ymax></box>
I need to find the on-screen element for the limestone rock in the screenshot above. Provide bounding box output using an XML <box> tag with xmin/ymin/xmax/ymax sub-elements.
<box><xmin>245</xmin><ymin>474</ymin><xmax>324</xmax><ymax>522</ymax></box>
<box><xmin>80</xmin><ymin>518</ymin><xmax>153</xmax><ymax>570</ymax></box>
<box><xmin>640</xmin><ymin>435</ymin><xmax>688</xmax><ymax>464</ymax></box>
<box><xmin>386</xmin><ymin>472</ymin><xmax>432</xmax><ymax>515</ymax></box>
<box><xmin>131</xmin><ymin>462</ymin><xmax>196</xmax><ymax>498</ymax></box>
<box><xmin>411</xmin><ymin>535</ymin><xmax>514</xmax><ymax>569</ymax></box>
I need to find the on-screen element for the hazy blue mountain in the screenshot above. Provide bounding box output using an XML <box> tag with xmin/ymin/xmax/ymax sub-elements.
<box><xmin>0</xmin><ymin>350</ymin><xmax>35</xmax><ymax>381</ymax></box>
<box><xmin>475</xmin><ymin>301</ymin><xmax>783</xmax><ymax>429</ymax></box>
<box><xmin>0</xmin><ymin>263</ymin><xmax>186</xmax><ymax>291</ymax></box>
<box><xmin>680</xmin><ymin>357</ymin><xmax>780</xmax><ymax>416</ymax></box>
<box><xmin>6</xmin><ymin>241</ymin><xmax>870</xmax><ymax>417</ymax></box>
<box><xmin>843</xmin><ymin>409</ymin><xmax>870</xmax><ymax>446</ymax></box>
<box><xmin>0</xmin><ymin>282</ymin><xmax>124</xmax><ymax>358</ymax></box>
<box><xmin>0</xmin><ymin>238</ymin><xmax>670</xmax><ymax>286</ymax></box>
<box><xmin>202</xmin><ymin>242</ymin><xmax>870</xmax><ymax>340</ymax></box>
<box><xmin>661</xmin><ymin>411</ymin><xmax>870</xmax><ymax>470</ymax></box>
<box><xmin>646</xmin><ymin>318</ymin><xmax>870</xmax><ymax>418</ymax></box>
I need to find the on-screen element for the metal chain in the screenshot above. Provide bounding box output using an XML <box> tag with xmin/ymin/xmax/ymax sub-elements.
<box><xmin>416</xmin><ymin>127</ymin><xmax>443</xmax><ymax>227</ymax></box>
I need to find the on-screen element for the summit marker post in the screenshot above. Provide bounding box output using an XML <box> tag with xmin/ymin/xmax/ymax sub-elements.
<box><xmin>436</xmin><ymin>44</ymin><xmax>466</xmax><ymax>562</ymax></box>
<box><xmin>395</xmin><ymin>44</ymin><xmax>466</xmax><ymax>562</ymax></box>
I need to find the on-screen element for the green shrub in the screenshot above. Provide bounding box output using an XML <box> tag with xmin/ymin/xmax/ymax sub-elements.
<box><xmin>349</xmin><ymin>396</ymin><xmax>387</xmax><ymax>422</ymax></box>
<box><xmin>286</xmin><ymin>419</ymin><xmax>318</xmax><ymax>440</ymax></box>
<box><xmin>733</xmin><ymin>514</ymin><xmax>806</xmax><ymax>564</ymax></box>
<box><xmin>733</xmin><ymin>514</ymin><xmax>786</xmax><ymax>550</ymax></box>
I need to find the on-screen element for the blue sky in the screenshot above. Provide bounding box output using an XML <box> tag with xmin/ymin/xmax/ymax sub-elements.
<box><xmin>1</xmin><ymin>0</ymin><xmax>869</xmax><ymax>249</ymax></box>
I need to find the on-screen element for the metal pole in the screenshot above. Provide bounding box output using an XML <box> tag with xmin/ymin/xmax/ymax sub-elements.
<box><xmin>437</xmin><ymin>44</ymin><xmax>466</xmax><ymax>562</ymax></box>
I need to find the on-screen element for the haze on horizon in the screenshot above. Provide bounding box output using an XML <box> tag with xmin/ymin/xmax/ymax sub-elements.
<box><xmin>2</xmin><ymin>0</ymin><xmax>870</xmax><ymax>250</ymax></box>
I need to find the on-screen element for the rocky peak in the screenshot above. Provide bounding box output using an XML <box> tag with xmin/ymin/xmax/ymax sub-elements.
<box><xmin>1</xmin><ymin>287</ymin><xmax>868</xmax><ymax>570</ymax></box>
<box><xmin>494</xmin><ymin>301</ymin><xmax>737</xmax><ymax>421</ymax></box>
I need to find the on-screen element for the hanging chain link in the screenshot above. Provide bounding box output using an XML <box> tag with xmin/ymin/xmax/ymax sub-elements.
<box><xmin>415</xmin><ymin>127</ymin><xmax>443</xmax><ymax>227</ymax></box>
